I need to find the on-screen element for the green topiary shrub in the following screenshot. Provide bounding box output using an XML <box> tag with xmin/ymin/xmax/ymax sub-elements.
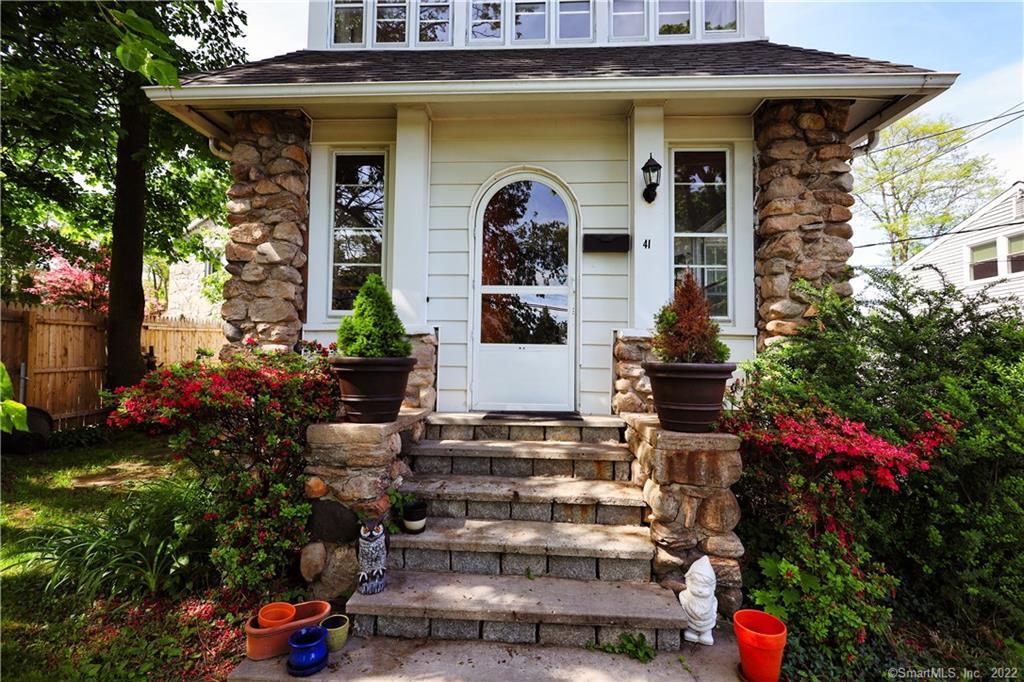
<box><xmin>652</xmin><ymin>270</ymin><xmax>729</xmax><ymax>363</ymax></box>
<box><xmin>336</xmin><ymin>274</ymin><xmax>412</xmax><ymax>358</ymax></box>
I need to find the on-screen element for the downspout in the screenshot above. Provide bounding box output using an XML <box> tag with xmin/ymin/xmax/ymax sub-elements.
<box><xmin>208</xmin><ymin>137</ymin><xmax>233</xmax><ymax>161</ymax></box>
<box><xmin>850</xmin><ymin>130</ymin><xmax>879</xmax><ymax>159</ymax></box>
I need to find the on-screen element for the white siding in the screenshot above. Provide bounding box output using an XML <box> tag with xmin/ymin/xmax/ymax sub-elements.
<box><xmin>428</xmin><ymin>116</ymin><xmax>630</xmax><ymax>413</ymax></box>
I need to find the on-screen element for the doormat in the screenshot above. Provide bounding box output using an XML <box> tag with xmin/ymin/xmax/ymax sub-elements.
<box><xmin>482</xmin><ymin>412</ymin><xmax>582</xmax><ymax>422</ymax></box>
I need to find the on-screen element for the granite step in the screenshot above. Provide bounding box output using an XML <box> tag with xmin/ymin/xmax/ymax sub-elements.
<box><xmin>346</xmin><ymin>570</ymin><xmax>688</xmax><ymax>650</ymax></box>
<box><xmin>401</xmin><ymin>474</ymin><xmax>646</xmax><ymax>526</ymax></box>
<box><xmin>408</xmin><ymin>439</ymin><xmax>632</xmax><ymax>480</ymax></box>
<box><xmin>388</xmin><ymin>517</ymin><xmax>653</xmax><ymax>581</ymax></box>
<box><xmin>425</xmin><ymin>413</ymin><xmax>624</xmax><ymax>444</ymax></box>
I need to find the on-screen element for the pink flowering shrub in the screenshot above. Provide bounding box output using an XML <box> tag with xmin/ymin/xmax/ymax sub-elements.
<box><xmin>26</xmin><ymin>248</ymin><xmax>110</xmax><ymax>312</ymax></box>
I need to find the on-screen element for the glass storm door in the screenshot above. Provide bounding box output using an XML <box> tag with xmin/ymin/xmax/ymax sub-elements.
<box><xmin>472</xmin><ymin>178</ymin><xmax>576</xmax><ymax>411</ymax></box>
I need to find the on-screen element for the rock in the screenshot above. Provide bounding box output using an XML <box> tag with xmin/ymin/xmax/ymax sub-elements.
<box><xmin>645</xmin><ymin>483</ymin><xmax>681</xmax><ymax>522</ymax></box>
<box><xmin>230</xmin><ymin>143</ymin><xmax>261</xmax><ymax>165</ymax></box>
<box><xmin>760</xmin><ymin>213</ymin><xmax>820</xmax><ymax>236</ymax></box>
<box><xmin>793</xmin><ymin>259</ymin><xmax>826</xmax><ymax>280</ymax></box>
<box><xmin>796</xmin><ymin>112</ymin><xmax>826</xmax><ymax>130</ymax></box>
<box><xmin>281</xmin><ymin>145</ymin><xmax>309</xmax><ymax>168</ymax></box>
<box><xmin>221</xmin><ymin>298</ymin><xmax>247</xmax><ymax>322</ymax></box>
<box><xmin>824</xmin><ymin>222</ymin><xmax>854</xmax><ymax>239</ymax></box>
<box><xmin>831</xmin><ymin>172</ymin><xmax>855</xmax><ymax>192</ymax></box>
<box><xmin>697</xmin><ymin>490</ymin><xmax>741</xmax><ymax>533</ymax></box>
<box><xmin>614</xmin><ymin>340</ymin><xmax>644</xmax><ymax>361</ymax></box>
<box><xmin>763</xmin><ymin>175</ymin><xmax>806</xmax><ymax>201</ymax></box>
<box><xmin>329</xmin><ymin>473</ymin><xmax>388</xmax><ymax>503</ymax></box>
<box><xmin>651</xmin><ymin>520</ymin><xmax>699</xmax><ymax>550</ymax></box>
<box><xmin>612</xmin><ymin>391</ymin><xmax>644</xmax><ymax>414</ymax></box>
<box><xmin>228</xmin><ymin>222</ymin><xmax>273</xmax><ymax>245</ymax></box>
<box><xmin>240</xmin><ymin>261</ymin><xmax>268</xmax><ymax>283</ymax></box>
<box><xmin>700</xmin><ymin>532</ymin><xmax>745</xmax><ymax>558</ymax></box>
<box><xmin>223</xmin><ymin>321</ymin><xmax>244</xmax><ymax>342</ymax></box>
<box><xmin>316</xmin><ymin>544</ymin><xmax>359</xmax><ymax>598</ymax></box>
<box><xmin>716</xmin><ymin>586</ymin><xmax>744</xmax><ymax>617</ymax></box>
<box><xmin>249</xmin><ymin>297</ymin><xmax>297</xmax><ymax>323</ymax></box>
<box><xmin>755</xmin><ymin>122</ymin><xmax>798</xmax><ymax>147</ymax></box>
<box><xmin>821</xmin><ymin>204</ymin><xmax>853</xmax><ymax>222</ymax></box>
<box><xmin>272</xmin><ymin>222</ymin><xmax>304</xmax><ymax>245</ymax></box>
<box><xmin>300</xmin><ymin>541</ymin><xmax>327</xmax><ymax>582</ymax></box>
<box><xmin>308</xmin><ymin>499</ymin><xmax>360</xmax><ymax>544</ymax></box>
<box><xmin>757</xmin><ymin>232</ymin><xmax>804</xmax><ymax>261</ymax></box>
<box><xmin>305</xmin><ymin>476</ymin><xmax>328</xmax><ymax>498</ymax></box>
<box><xmin>255</xmin><ymin>240</ymin><xmax>300</xmax><ymax>264</ymax></box>
<box><xmin>760</xmin><ymin>273</ymin><xmax>790</xmax><ymax>299</ymax></box>
<box><xmin>274</xmin><ymin>172</ymin><xmax>307</xmax><ymax>196</ymax></box>
<box><xmin>764</xmin><ymin>139</ymin><xmax>807</xmax><ymax>161</ymax></box>
<box><xmin>817</xmin><ymin>144</ymin><xmax>853</xmax><ymax>161</ymax></box>
<box><xmin>255</xmin><ymin>279</ymin><xmax>297</xmax><ymax>300</ymax></box>
<box><xmin>269</xmin><ymin>265</ymin><xmax>304</xmax><ymax>284</ymax></box>
<box><xmin>709</xmin><ymin>556</ymin><xmax>742</xmax><ymax>588</ymax></box>
<box><xmin>767</xmin><ymin>298</ymin><xmax>807</xmax><ymax>320</ymax></box>
<box><xmin>224</xmin><ymin>242</ymin><xmax>257</xmax><ymax>262</ymax></box>
<box><xmin>352</xmin><ymin>494</ymin><xmax>390</xmax><ymax>520</ymax></box>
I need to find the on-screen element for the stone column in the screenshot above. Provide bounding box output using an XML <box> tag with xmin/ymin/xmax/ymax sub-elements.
<box><xmin>754</xmin><ymin>99</ymin><xmax>855</xmax><ymax>350</ymax></box>
<box><xmin>403</xmin><ymin>332</ymin><xmax>438</xmax><ymax>410</ymax></box>
<box><xmin>299</xmin><ymin>408</ymin><xmax>430</xmax><ymax>600</ymax></box>
<box><xmin>222</xmin><ymin>111</ymin><xmax>310</xmax><ymax>353</ymax></box>
<box><xmin>623</xmin><ymin>414</ymin><xmax>744</xmax><ymax>616</ymax></box>
<box><xmin>611</xmin><ymin>331</ymin><xmax>655</xmax><ymax>415</ymax></box>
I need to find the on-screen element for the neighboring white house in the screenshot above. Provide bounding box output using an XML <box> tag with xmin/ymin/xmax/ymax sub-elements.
<box><xmin>897</xmin><ymin>182</ymin><xmax>1024</xmax><ymax>301</ymax></box>
<box><xmin>145</xmin><ymin>0</ymin><xmax>956</xmax><ymax>415</ymax></box>
<box><xmin>164</xmin><ymin>219</ymin><xmax>226</xmax><ymax>320</ymax></box>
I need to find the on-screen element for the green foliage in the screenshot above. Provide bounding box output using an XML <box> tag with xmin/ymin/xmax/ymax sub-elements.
<box><xmin>46</xmin><ymin>423</ymin><xmax>114</xmax><ymax>450</ymax></box>
<box><xmin>586</xmin><ymin>632</ymin><xmax>657</xmax><ymax>663</ymax></box>
<box><xmin>201</xmin><ymin>265</ymin><xmax>230</xmax><ymax>306</ymax></box>
<box><xmin>23</xmin><ymin>478</ymin><xmax>217</xmax><ymax>601</ymax></box>
<box><xmin>336</xmin><ymin>274</ymin><xmax>413</xmax><ymax>358</ymax></box>
<box><xmin>652</xmin><ymin>270</ymin><xmax>730</xmax><ymax>363</ymax></box>
<box><xmin>1</xmin><ymin>362</ymin><xmax>29</xmax><ymax>434</ymax></box>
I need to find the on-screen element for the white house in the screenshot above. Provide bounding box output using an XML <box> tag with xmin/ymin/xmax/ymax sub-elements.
<box><xmin>145</xmin><ymin>0</ymin><xmax>955</xmax><ymax>415</ymax></box>
<box><xmin>897</xmin><ymin>181</ymin><xmax>1024</xmax><ymax>300</ymax></box>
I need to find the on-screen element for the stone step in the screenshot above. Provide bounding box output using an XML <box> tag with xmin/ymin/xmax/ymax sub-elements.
<box><xmin>425</xmin><ymin>413</ymin><xmax>624</xmax><ymax>444</ymax></box>
<box><xmin>388</xmin><ymin>517</ymin><xmax>652</xmax><ymax>581</ymax></box>
<box><xmin>401</xmin><ymin>474</ymin><xmax>646</xmax><ymax>526</ymax></box>
<box><xmin>408</xmin><ymin>439</ymin><xmax>632</xmax><ymax>480</ymax></box>
<box><xmin>346</xmin><ymin>570</ymin><xmax>688</xmax><ymax>650</ymax></box>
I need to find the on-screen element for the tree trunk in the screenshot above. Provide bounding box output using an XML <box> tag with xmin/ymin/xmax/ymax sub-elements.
<box><xmin>106</xmin><ymin>83</ymin><xmax>149</xmax><ymax>389</ymax></box>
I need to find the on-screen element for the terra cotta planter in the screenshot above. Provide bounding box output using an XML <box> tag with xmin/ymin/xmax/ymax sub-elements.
<box><xmin>328</xmin><ymin>356</ymin><xmax>416</xmax><ymax>423</ymax></box>
<box><xmin>641</xmin><ymin>361</ymin><xmax>737</xmax><ymax>432</ymax></box>
<box><xmin>244</xmin><ymin>600</ymin><xmax>331</xmax><ymax>661</ymax></box>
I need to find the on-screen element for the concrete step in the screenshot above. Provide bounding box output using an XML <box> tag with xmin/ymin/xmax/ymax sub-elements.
<box><xmin>402</xmin><ymin>474</ymin><xmax>646</xmax><ymax>526</ymax></box>
<box><xmin>408</xmin><ymin>439</ymin><xmax>632</xmax><ymax>480</ymax></box>
<box><xmin>425</xmin><ymin>413</ymin><xmax>624</xmax><ymax>444</ymax></box>
<box><xmin>346</xmin><ymin>570</ymin><xmax>689</xmax><ymax>650</ymax></box>
<box><xmin>388</xmin><ymin>517</ymin><xmax>652</xmax><ymax>582</ymax></box>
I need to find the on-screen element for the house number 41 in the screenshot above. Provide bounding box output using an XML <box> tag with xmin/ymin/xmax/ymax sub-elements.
<box><xmin>642</xmin><ymin>239</ymin><xmax>651</xmax><ymax>249</ymax></box>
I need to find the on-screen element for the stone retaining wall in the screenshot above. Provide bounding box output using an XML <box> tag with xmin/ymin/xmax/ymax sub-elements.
<box><xmin>622</xmin><ymin>413</ymin><xmax>744</xmax><ymax>616</ymax></box>
<box><xmin>221</xmin><ymin>111</ymin><xmax>310</xmax><ymax>353</ymax></box>
<box><xmin>298</xmin><ymin>408</ymin><xmax>431</xmax><ymax>600</ymax></box>
<box><xmin>612</xmin><ymin>332</ymin><xmax>656</xmax><ymax>415</ymax></box>
<box><xmin>404</xmin><ymin>332</ymin><xmax>437</xmax><ymax>410</ymax></box>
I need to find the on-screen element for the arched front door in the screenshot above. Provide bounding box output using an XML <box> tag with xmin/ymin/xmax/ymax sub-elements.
<box><xmin>471</xmin><ymin>176</ymin><xmax>577</xmax><ymax>412</ymax></box>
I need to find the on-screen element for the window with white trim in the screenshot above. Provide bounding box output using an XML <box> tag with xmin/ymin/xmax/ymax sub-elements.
<box><xmin>334</xmin><ymin>0</ymin><xmax>366</xmax><ymax>44</ymax></box>
<box><xmin>418</xmin><ymin>0</ymin><xmax>452</xmax><ymax>43</ymax></box>
<box><xmin>558</xmin><ymin>0</ymin><xmax>592</xmax><ymax>40</ymax></box>
<box><xmin>332</xmin><ymin>153</ymin><xmax>386</xmax><ymax>312</ymax></box>
<box><xmin>657</xmin><ymin>0</ymin><xmax>691</xmax><ymax>36</ymax></box>
<box><xmin>1009</xmin><ymin>234</ymin><xmax>1024</xmax><ymax>275</ymax></box>
<box><xmin>969</xmin><ymin>241</ymin><xmax>998</xmax><ymax>281</ymax></box>
<box><xmin>704</xmin><ymin>0</ymin><xmax>737</xmax><ymax>31</ymax></box>
<box><xmin>374</xmin><ymin>0</ymin><xmax>408</xmax><ymax>44</ymax></box>
<box><xmin>514</xmin><ymin>1</ymin><xmax>547</xmax><ymax>41</ymax></box>
<box><xmin>610</xmin><ymin>0</ymin><xmax>646</xmax><ymax>39</ymax></box>
<box><xmin>469</xmin><ymin>0</ymin><xmax>503</xmax><ymax>41</ymax></box>
<box><xmin>673</xmin><ymin>150</ymin><xmax>729</xmax><ymax>317</ymax></box>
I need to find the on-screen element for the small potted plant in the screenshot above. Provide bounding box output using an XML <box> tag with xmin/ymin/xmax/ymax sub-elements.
<box><xmin>641</xmin><ymin>270</ymin><xmax>736</xmax><ymax>432</ymax></box>
<box><xmin>329</xmin><ymin>274</ymin><xmax>415</xmax><ymax>423</ymax></box>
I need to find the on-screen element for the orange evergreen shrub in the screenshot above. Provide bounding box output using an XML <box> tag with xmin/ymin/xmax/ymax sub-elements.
<box><xmin>652</xmin><ymin>270</ymin><xmax>730</xmax><ymax>363</ymax></box>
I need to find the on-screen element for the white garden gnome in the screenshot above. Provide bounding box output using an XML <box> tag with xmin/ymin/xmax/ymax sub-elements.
<box><xmin>678</xmin><ymin>555</ymin><xmax>718</xmax><ymax>645</ymax></box>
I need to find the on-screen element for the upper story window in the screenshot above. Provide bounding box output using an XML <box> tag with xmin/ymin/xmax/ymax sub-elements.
<box><xmin>375</xmin><ymin>0</ymin><xmax>408</xmax><ymax>44</ymax></box>
<box><xmin>558</xmin><ymin>0</ymin><xmax>593</xmax><ymax>41</ymax></box>
<box><xmin>418</xmin><ymin>0</ymin><xmax>452</xmax><ymax>43</ymax></box>
<box><xmin>334</xmin><ymin>0</ymin><xmax>365</xmax><ymax>44</ymax></box>
<box><xmin>611</xmin><ymin>0</ymin><xmax>646</xmax><ymax>39</ymax></box>
<box><xmin>704</xmin><ymin>0</ymin><xmax>737</xmax><ymax>31</ymax></box>
<box><xmin>657</xmin><ymin>0</ymin><xmax>692</xmax><ymax>37</ymax></box>
<box><xmin>969</xmin><ymin>241</ymin><xmax>998</xmax><ymax>281</ymax></box>
<box><xmin>469</xmin><ymin>0</ymin><xmax>503</xmax><ymax>41</ymax></box>
<box><xmin>333</xmin><ymin>153</ymin><xmax>386</xmax><ymax>312</ymax></box>
<box><xmin>514</xmin><ymin>1</ymin><xmax>547</xmax><ymax>41</ymax></box>
<box><xmin>673</xmin><ymin>150</ymin><xmax>729</xmax><ymax>318</ymax></box>
<box><xmin>1009</xmin><ymin>234</ymin><xmax>1024</xmax><ymax>275</ymax></box>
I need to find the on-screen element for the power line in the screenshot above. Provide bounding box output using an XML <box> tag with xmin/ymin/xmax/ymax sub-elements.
<box><xmin>853</xmin><ymin>221</ymin><xmax>1024</xmax><ymax>249</ymax></box>
<box><xmin>866</xmin><ymin>104</ymin><xmax>1024</xmax><ymax>154</ymax></box>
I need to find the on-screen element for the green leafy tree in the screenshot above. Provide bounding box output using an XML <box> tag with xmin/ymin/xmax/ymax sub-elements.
<box><xmin>1</xmin><ymin>1</ymin><xmax>246</xmax><ymax>387</ymax></box>
<box><xmin>337</xmin><ymin>275</ymin><xmax>413</xmax><ymax>357</ymax></box>
<box><xmin>853</xmin><ymin>115</ymin><xmax>1002</xmax><ymax>266</ymax></box>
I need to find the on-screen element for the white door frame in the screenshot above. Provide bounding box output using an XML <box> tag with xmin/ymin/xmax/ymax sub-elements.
<box><xmin>468</xmin><ymin>166</ymin><xmax>581</xmax><ymax>412</ymax></box>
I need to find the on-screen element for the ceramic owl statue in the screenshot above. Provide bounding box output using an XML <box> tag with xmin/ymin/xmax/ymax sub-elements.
<box><xmin>357</xmin><ymin>518</ymin><xmax>388</xmax><ymax>595</ymax></box>
<box><xmin>678</xmin><ymin>555</ymin><xmax>718</xmax><ymax>645</ymax></box>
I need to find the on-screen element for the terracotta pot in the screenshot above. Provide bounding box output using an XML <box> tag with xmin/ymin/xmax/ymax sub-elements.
<box><xmin>328</xmin><ymin>356</ymin><xmax>416</xmax><ymax>423</ymax></box>
<box><xmin>641</xmin><ymin>361</ymin><xmax>736</xmax><ymax>432</ymax></box>
<box><xmin>319</xmin><ymin>614</ymin><xmax>350</xmax><ymax>652</ymax></box>
<box><xmin>733</xmin><ymin>609</ymin><xmax>787</xmax><ymax>682</ymax></box>
<box><xmin>258</xmin><ymin>601</ymin><xmax>295</xmax><ymax>629</ymax></box>
<box><xmin>245</xmin><ymin>600</ymin><xmax>331</xmax><ymax>661</ymax></box>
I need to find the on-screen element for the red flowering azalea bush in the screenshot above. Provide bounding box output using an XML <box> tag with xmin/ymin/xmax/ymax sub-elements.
<box><xmin>109</xmin><ymin>348</ymin><xmax>341</xmax><ymax>590</ymax></box>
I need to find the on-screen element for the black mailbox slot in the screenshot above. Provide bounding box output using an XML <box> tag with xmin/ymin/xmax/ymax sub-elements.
<box><xmin>582</xmin><ymin>233</ymin><xmax>630</xmax><ymax>253</ymax></box>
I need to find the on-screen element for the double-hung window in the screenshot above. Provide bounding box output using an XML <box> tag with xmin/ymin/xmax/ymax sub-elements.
<box><xmin>610</xmin><ymin>0</ymin><xmax>646</xmax><ymax>39</ymax></box>
<box><xmin>704</xmin><ymin>0</ymin><xmax>738</xmax><ymax>32</ymax></box>
<box><xmin>657</xmin><ymin>0</ymin><xmax>691</xmax><ymax>36</ymax></box>
<box><xmin>673</xmin><ymin>150</ymin><xmax>729</xmax><ymax>318</ymax></box>
<box><xmin>558</xmin><ymin>0</ymin><xmax>592</xmax><ymax>40</ymax></box>
<box><xmin>375</xmin><ymin>0</ymin><xmax>408</xmax><ymax>44</ymax></box>
<box><xmin>418</xmin><ymin>0</ymin><xmax>452</xmax><ymax>43</ymax></box>
<box><xmin>969</xmin><ymin>241</ymin><xmax>998</xmax><ymax>281</ymax></box>
<box><xmin>332</xmin><ymin>154</ymin><xmax>386</xmax><ymax>312</ymax></box>
<box><xmin>1009</xmin><ymin>234</ymin><xmax>1024</xmax><ymax>275</ymax></box>
<box><xmin>334</xmin><ymin>0</ymin><xmax>366</xmax><ymax>44</ymax></box>
<box><xmin>469</xmin><ymin>0</ymin><xmax>503</xmax><ymax>41</ymax></box>
<box><xmin>514</xmin><ymin>1</ymin><xmax>547</xmax><ymax>41</ymax></box>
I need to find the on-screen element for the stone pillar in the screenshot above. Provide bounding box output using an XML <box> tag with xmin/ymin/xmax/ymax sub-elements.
<box><xmin>222</xmin><ymin>111</ymin><xmax>310</xmax><ymax>353</ymax></box>
<box><xmin>299</xmin><ymin>408</ymin><xmax>430</xmax><ymax>600</ymax></box>
<box><xmin>611</xmin><ymin>331</ymin><xmax>655</xmax><ymax>415</ymax></box>
<box><xmin>403</xmin><ymin>332</ymin><xmax>437</xmax><ymax>411</ymax></box>
<box><xmin>754</xmin><ymin>99</ymin><xmax>855</xmax><ymax>350</ymax></box>
<box><xmin>623</xmin><ymin>414</ymin><xmax>744</xmax><ymax>617</ymax></box>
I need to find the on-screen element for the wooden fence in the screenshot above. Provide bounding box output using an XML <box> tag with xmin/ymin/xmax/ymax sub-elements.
<box><xmin>1</xmin><ymin>303</ymin><xmax>222</xmax><ymax>427</ymax></box>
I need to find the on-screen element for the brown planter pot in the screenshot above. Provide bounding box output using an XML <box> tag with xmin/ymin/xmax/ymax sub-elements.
<box><xmin>641</xmin><ymin>361</ymin><xmax>737</xmax><ymax>433</ymax></box>
<box><xmin>328</xmin><ymin>356</ymin><xmax>416</xmax><ymax>423</ymax></box>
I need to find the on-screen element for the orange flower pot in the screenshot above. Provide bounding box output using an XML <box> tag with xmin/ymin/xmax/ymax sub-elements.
<box><xmin>246</xmin><ymin>601</ymin><xmax>331</xmax><ymax>661</ymax></box>
<box><xmin>733</xmin><ymin>609</ymin><xmax>787</xmax><ymax>682</ymax></box>
<box><xmin>258</xmin><ymin>602</ymin><xmax>296</xmax><ymax>629</ymax></box>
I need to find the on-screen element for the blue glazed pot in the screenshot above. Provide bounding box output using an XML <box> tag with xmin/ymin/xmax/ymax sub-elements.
<box><xmin>287</xmin><ymin>626</ymin><xmax>328</xmax><ymax>671</ymax></box>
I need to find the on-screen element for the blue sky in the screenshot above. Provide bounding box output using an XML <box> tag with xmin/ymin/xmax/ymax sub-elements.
<box><xmin>236</xmin><ymin>0</ymin><xmax>1024</xmax><ymax>267</ymax></box>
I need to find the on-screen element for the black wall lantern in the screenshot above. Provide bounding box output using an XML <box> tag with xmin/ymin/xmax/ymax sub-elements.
<box><xmin>641</xmin><ymin>154</ymin><xmax>662</xmax><ymax>203</ymax></box>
